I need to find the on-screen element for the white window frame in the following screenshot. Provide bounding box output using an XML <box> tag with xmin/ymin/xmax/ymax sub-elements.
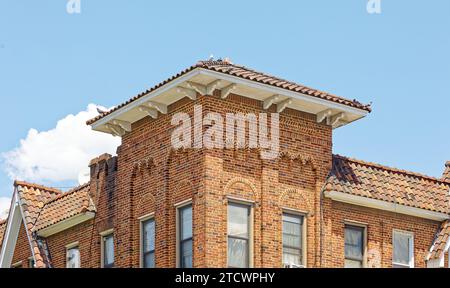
<box><xmin>139</xmin><ymin>213</ymin><xmax>155</xmax><ymax>268</ymax></box>
<box><xmin>100</xmin><ymin>229</ymin><xmax>114</xmax><ymax>268</ymax></box>
<box><xmin>65</xmin><ymin>242</ymin><xmax>80</xmax><ymax>268</ymax></box>
<box><xmin>282</xmin><ymin>209</ymin><xmax>307</xmax><ymax>268</ymax></box>
<box><xmin>392</xmin><ymin>230</ymin><xmax>414</xmax><ymax>268</ymax></box>
<box><xmin>227</xmin><ymin>199</ymin><xmax>254</xmax><ymax>268</ymax></box>
<box><xmin>175</xmin><ymin>200</ymin><xmax>193</xmax><ymax>268</ymax></box>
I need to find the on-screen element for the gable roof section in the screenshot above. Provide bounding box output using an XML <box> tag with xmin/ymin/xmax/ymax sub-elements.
<box><xmin>33</xmin><ymin>183</ymin><xmax>95</xmax><ymax>233</ymax></box>
<box><xmin>326</xmin><ymin>155</ymin><xmax>450</xmax><ymax>216</ymax></box>
<box><xmin>87</xmin><ymin>60</ymin><xmax>371</xmax><ymax>127</ymax></box>
<box><xmin>14</xmin><ymin>181</ymin><xmax>62</xmax><ymax>268</ymax></box>
<box><xmin>1</xmin><ymin>181</ymin><xmax>95</xmax><ymax>268</ymax></box>
<box><xmin>428</xmin><ymin>220</ymin><xmax>450</xmax><ymax>260</ymax></box>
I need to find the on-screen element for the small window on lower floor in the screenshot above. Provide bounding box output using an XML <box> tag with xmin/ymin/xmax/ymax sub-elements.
<box><xmin>393</xmin><ymin>230</ymin><xmax>414</xmax><ymax>268</ymax></box>
<box><xmin>66</xmin><ymin>246</ymin><xmax>80</xmax><ymax>268</ymax></box>
<box><xmin>178</xmin><ymin>204</ymin><xmax>193</xmax><ymax>268</ymax></box>
<box><xmin>282</xmin><ymin>213</ymin><xmax>304</xmax><ymax>267</ymax></box>
<box><xmin>102</xmin><ymin>233</ymin><xmax>114</xmax><ymax>268</ymax></box>
<box><xmin>142</xmin><ymin>218</ymin><xmax>156</xmax><ymax>268</ymax></box>
<box><xmin>344</xmin><ymin>225</ymin><xmax>365</xmax><ymax>268</ymax></box>
<box><xmin>228</xmin><ymin>203</ymin><xmax>251</xmax><ymax>268</ymax></box>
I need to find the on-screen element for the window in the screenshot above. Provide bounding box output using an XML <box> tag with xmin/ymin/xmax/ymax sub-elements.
<box><xmin>282</xmin><ymin>213</ymin><xmax>304</xmax><ymax>267</ymax></box>
<box><xmin>393</xmin><ymin>230</ymin><xmax>414</xmax><ymax>268</ymax></box>
<box><xmin>28</xmin><ymin>257</ymin><xmax>35</xmax><ymax>268</ymax></box>
<box><xmin>178</xmin><ymin>204</ymin><xmax>192</xmax><ymax>268</ymax></box>
<box><xmin>102</xmin><ymin>232</ymin><xmax>114</xmax><ymax>268</ymax></box>
<box><xmin>142</xmin><ymin>218</ymin><xmax>156</xmax><ymax>268</ymax></box>
<box><xmin>344</xmin><ymin>225</ymin><xmax>365</xmax><ymax>268</ymax></box>
<box><xmin>66</xmin><ymin>246</ymin><xmax>80</xmax><ymax>268</ymax></box>
<box><xmin>228</xmin><ymin>203</ymin><xmax>251</xmax><ymax>268</ymax></box>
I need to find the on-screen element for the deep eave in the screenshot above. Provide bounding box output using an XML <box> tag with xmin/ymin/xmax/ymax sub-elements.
<box><xmin>87</xmin><ymin>60</ymin><xmax>371</xmax><ymax>136</ymax></box>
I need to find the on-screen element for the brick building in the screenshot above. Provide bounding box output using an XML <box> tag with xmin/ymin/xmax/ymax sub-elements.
<box><xmin>0</xmin><ymin>60</ymin><xmax>449</xmax><ymax>268</ymax></box>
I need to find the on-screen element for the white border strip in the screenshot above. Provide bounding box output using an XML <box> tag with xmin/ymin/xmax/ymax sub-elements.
<box><xmin>325</xmin><ymin>191</ymin><xmax>449</xmax><ymax>221</ymax></box>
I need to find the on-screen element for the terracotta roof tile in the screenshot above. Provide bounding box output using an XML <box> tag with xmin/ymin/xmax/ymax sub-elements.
<box><xmin>0</xmin><ymin>219</ymin><xmax>7</xmax><ymax>250</ymax></box>
<box><xmin>33</xmin><ymin>183</ymin><xmax>94</xmax><ymax>232</ymax></box>
<box><xmin>14</xmin><ymin>181</ymin><xmax>63</xmax><ymax>268</ymax></box>
<box><xmin>326</xmin><ymin>155</ymin><xmax>450</xmax><ymax>214</ymax></box>
<box><xmin>429</xmin><ymin>221</ymin><xmax>450</xmax><ymax>260</ymax></box>
<box><xmin>87</xmin><ymin>60</ymin><xmax>372</xmax><ymax>125</ymax></box>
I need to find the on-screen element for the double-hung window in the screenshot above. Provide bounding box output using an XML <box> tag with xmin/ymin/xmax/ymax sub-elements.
<box><xmin>228</xmin><ymin>202</ymin><xmax>251</xmax><ymax>268</ymax></box>
<box><xmin>178</xmin><ymin>204</ymin><xmax>193</xmax><ymax>268</ymax></box>
<box><xmin>393</xmin><ymin>230</ymin><xmax>414</xmax><ymax>268</ymax></box>
<box><xmin>66</xmin><ymin>245</ymin><xmax>80</xmax><ymax>268</ymax></box>
<box><xmin>102</xmin><ymin>232</ymin><xmax>114</xmax><ymax>268</ymax></box>
<box><xmin>142</xmin><ymin>218</ymin><xmax>156</xmax><ymax>268</ymax></box>
<box><xmin>282</xmin><ymin>213</ymin><xmax>304</xmax><ymax>267</ymax></box>
<box><xmin>344</xmin><ymin>225</ymin><xmax>365</xmax><ymax>268</ymax></box>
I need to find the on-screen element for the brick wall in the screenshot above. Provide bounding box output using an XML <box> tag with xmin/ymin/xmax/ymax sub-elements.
<box><xmin>322</xmin><ymin>200</ymin><xmax>441</xmax><ymax>268</ymax></box>
<box><xmin>11</xmin><ymin>224</ymin><xmax>32</xmax><ymax>267</ymax></box>
<box><xmin>6</xmin><ymin>91</ymin><xmax>444</xmax><ymax>268</ymax></box>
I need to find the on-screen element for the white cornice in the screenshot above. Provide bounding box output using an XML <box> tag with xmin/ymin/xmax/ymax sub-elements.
<box><xmin>36</xmin><ymin>212</ymin><xmax>95</xmax><ymax>238</ymax></box>
<box><xmin>91</xmin><ymin>67</ymin><xmax>369</xmax><ymax>135</ymax></box>
<box><xmin>324</xmin><ymin>191</ymin><xmax>450</xmax><ymax>221</ymax></box>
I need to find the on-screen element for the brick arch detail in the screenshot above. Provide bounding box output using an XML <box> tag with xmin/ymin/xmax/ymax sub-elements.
<box><xmin>278</xmin><ymin>188</ymin><xmax>312</xmax><ymax>212</ymax></box>
<box><xmin>224</xmin><ymin>177</ymin><xmax>259</xmax><ymax>201</ymax></box>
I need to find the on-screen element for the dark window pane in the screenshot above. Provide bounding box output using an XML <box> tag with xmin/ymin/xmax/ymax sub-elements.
<box><xmin>144</xmin><ymin>252</ymin><xmax>155</xmax><ymax>268</ymax></box>
<box><xmin>180</xmin><ymin>206</ymin><xmax>192</xmax><ymax>240</ymax></box>
<box><xmin>67</xmin><ymin>248</ymin><xmax>80</xmax><ymax>268</ymax></box>
<box><xmin>344</xmin><ymin>226</ymin><xmax>364</xmax><ymax>261</ymax></box>
<box><xmin>143</xmin><ymin>219</ymin><xmax>155</xmax><ymax>253</ymax></box>
<box><xmin>393</xmin><ymin>232</ymin><xmax>411</xmax><ymax>265</ymax></box>
<box><xmin>181</xmin><ymin>239</ymin><xmax>193</xmax><ymax>268</ymax></box>
<box><xmin>228</xmin><ymin>204</ymin><xmax>250</xmax><ymax>238</ymax></box>
<box><xmin>228</xmin><ymin>238</ymin><xmax>248</xmax><ymax>268</ymax></box>
<box><xmin>282</xmin><ymin>214</ymin><xmax>303</xmax><ymax>266</ymax></box>
<box><xmin>103</xmin><ymin>234</ymin><xmax>114</xmax><ymax>268</ymax></box>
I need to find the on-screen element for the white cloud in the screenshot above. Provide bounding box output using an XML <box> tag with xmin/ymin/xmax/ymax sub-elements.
<box><xmin>0</xmin><ymin>197</ymin><xmax>10</xmax><ymax>220</ymax></box>
<box><xmin>1</xmin><ymin>104</ymin><xmax>120</xmax><ymax>184</ymax></box>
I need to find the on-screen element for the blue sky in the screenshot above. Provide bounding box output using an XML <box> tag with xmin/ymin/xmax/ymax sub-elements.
<box><xmin>0</xmin><ymin>0</ymin><xmax>449</xmax><ymax>201</ymax></box>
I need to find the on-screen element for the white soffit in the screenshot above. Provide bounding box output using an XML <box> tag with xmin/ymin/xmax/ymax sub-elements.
<box><xmin>91</xmin><ymin>68</ymin><xmax>369</xmax><ymax>135</ymax></box>
<box><xmin>325</xmin><ymin>191</ymin><xmax>450</xmax><ymax>221</ymax></box>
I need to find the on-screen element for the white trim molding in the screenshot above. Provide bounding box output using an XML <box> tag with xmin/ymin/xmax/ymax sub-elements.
<box><xmin>324</xmin><ymin>191</ymin><xmax>450</xmax><ymax>221</ymax></box>
<box><xmin>36</xmin><ymin>212</ymin><xmax>96</xmax><ymax>238</ymax></box>
<box><xmin>91</xmin><ymin>67</ymin><xmax>369</xmax><ymax>136</ymax></box>
<box><xmin>0</xmin><ymin>192</ymin><xmax>22</xmax><ymax>268</ymax></box>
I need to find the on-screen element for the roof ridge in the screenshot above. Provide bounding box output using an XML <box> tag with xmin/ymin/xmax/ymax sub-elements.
<box><xmin>14</xmin><ymin>180</ymin><xmax>62</xmax><ymax>194</ymax></box>
<box><xmin>42</xmin><ymin>182</ymin><xmax>91</xmax><ymax>207</ymax></box>
<box><xmin>333</xmin><ymin>154</ymin><xmax>450</xmax><ymax>185</ymax></box>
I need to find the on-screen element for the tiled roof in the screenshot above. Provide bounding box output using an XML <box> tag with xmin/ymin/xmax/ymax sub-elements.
<box><xmin>0</xmin><ymin>219</ymin><xmax>7</xmax><ymax>250</ymax></box>
<box><xmin>429</xmin><ymin>221</ymin><xmax>450</xmax><ymax>260</ymax></box>
<box><xmin>33</xmin><ymin>183</ymin><xmax>94</xmax><ymax>232</ymax></box>
<box><xmin>14</xmin><ymin>181</ymin><xmax>63</xmax><ymax>268</ymax></box>
<box><xmin>87</xmin><ymin>60</ymin><xmax>372</xmax><ymax>125</ymax></box>
<box><xmin>326</xmin><ymin>155</ymin><xmax>450</xmax><ymax>214</ymax></box>
<box><xmin>12</xmin><ymin>181</ymin><xmax>95</xmax><ymax>268</ymax></box>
